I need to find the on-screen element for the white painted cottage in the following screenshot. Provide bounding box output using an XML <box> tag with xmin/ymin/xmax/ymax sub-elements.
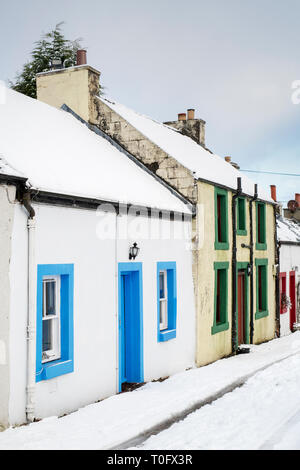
<box><xmin>277</xmin><ymin>216</ymin><xmax>300</xmax><ymax>336</ymax></box>
<box><xmin>0</xmin><ymin>87</ymin><xmax>196</xmax><ymax>428</ymax></box>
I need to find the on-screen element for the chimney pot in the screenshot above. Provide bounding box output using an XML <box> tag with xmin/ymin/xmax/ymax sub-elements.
<box><xmin>225</xmin><ymin>156</ymin><xmax>231</xmax><ymax>163</ymax></box>
<box><xmin>187</xmin><ymin>109</ymin><xmax>195</xmax><ymax>120</ymax></box>
<box><xmin>270</xmin><ymin>185</ymin><xmax>277</xmax><ymax>202</ymax></box>
<box><xmin>77</xmin><ymin>49</ymin><xmax>87</xmax><ymax>66</ymax></box>
<box><xmin>178</xmin><ymin>113</ymin><xmax>186</xmax><ymax>121</ymax></box>
<box><xmin>295</xmin><ymin>193</ymin><xmax>300</xmax><ymax>206</ymax></box>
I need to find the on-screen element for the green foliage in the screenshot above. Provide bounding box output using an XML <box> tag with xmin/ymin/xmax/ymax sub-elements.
<box><xmin>10</xmin><ymin>22</ymin><xmax>82</xmax><ymax>98</ymax></box>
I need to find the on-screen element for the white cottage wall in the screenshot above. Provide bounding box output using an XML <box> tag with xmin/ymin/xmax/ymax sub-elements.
<box><xmin>0</xmin><ymin>185</ymin><xmax>17</xmax><ymax>428</ymax></box>
<box><xmin>9</xmin><ymin>203</ymin><xmax>118</xmax><ymax>424</ymax></box>
<box><xmin>116</xmin><ymin>215</ymin><xmax>195</xmax><ymax>381</ymax></box>
<box><xmin>7</xmin><ymin>202</ymin><xmax>195</xmax><ymax>425</ymax></box>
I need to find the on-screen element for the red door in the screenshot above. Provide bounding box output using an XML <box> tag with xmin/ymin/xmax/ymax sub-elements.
<box><xmin>290</xmin><ymin>271</ymin><xmax>296</xmax><ymax>331</ymax></box>
<box><xmin>238</xmin><ymin>271</ymin><xmax>245</xmax><ymax>345</ymax></box>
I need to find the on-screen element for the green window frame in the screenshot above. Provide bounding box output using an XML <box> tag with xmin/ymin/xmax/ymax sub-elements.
<box><xmin>255</xmin><ymin>258</ymin><xmax>268</xmax><ymax>319</ymax></box>
<box><xmin>214</xmin><ymin>187</ymin><xmax>229</xmax><ymax>250</ymax></box>
<box><xmin>212</xmin><ymin>261</ymin><xmax>230</xmax><ymax>334</ymax></box>
<box><xmin>256</xmin><ymin>202</ymin><xmax>267</xmax><ymax>250</ymax></box>
<box><xmin>237</xmin><ymin>197</ymin><xmax>247</xmax><ymax>236</ymax></box>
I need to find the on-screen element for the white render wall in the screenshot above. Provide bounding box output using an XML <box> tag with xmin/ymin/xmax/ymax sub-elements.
<box><xmin>7</xmin><ymin>202</ymin><xmax>195</xmax><ymax>425</ymax></box>
<box><xmin>279</xmin><ymin>244</ymin><xmax>300</xmax><ymax>336</ymax></box>
<box><xmin>0</xmin><ymin>185</ymin><xmax>17</xmax><ymax>428</ymax></box>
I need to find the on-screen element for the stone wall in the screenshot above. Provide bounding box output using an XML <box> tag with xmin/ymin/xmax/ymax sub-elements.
<box><xmin>164</xmin><ymin>118</ymin><xmax>206</xmax><ymax>147</ymax></box>
<box><xmin>92</xmin><ymin>97</ymin><xmax>197</xmax><ymax>203</ymax></box>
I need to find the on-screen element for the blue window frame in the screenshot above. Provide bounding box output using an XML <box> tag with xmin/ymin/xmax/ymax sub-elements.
<box><xmin>157</xmin><ymin>262</ymin><xmax>177</xmax><ymax>342</ymax></box>
<box><xmin>36</xmin><ymin>264</ymin><xmax>74</xmax><ymax>382</ymax></box>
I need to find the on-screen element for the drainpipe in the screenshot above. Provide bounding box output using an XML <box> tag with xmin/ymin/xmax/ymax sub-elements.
<box><xmin>232</xmin><ymin>177</ymin><xmax>242</xmax><ymax>353</ymax></box>
<box><xmin>22</xmin><ymin>192</ymin><xmax>36</xmax><ymax>423</ymax></box>
<box><xmin>274</xmin><ymin>205</ymin><xmax>280</xmax><ymax>337</ymax></box>
<box><xmin>249</xmin><ymin>184</ymin><xmax>258</xmax><ymax>344</ymax></box>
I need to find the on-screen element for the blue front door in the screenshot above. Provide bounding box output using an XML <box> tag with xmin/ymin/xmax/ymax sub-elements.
<box><xmin>118</xmin><ymin>263</ymin><xmax>144</xmax><ymax>391</ymax></box>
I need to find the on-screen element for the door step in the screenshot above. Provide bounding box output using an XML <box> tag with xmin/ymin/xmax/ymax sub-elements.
<box><xmin>237</xmin><ymin>346</ymin><xmax>251</xmax><ymax>354</ymax></box>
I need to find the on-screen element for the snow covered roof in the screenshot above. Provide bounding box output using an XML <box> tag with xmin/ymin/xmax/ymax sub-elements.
<box><xmin>277</xmin><ymin>216</ymin><xmax>300</xmax><ymax>243</ymax></box>
<box><xmin>0</xmin><ymin>154</ymin><xmax>24</xmax><ymax>179</ymax></box>
<box><xmin>99</xmin><ymin>97</ymin><xmax>273</xmax><ymax>203</ymax></box>
<box><xmin>0</xmin><ymin>88</ymin><xmax>191</xmax><ymax>214</ymax></box>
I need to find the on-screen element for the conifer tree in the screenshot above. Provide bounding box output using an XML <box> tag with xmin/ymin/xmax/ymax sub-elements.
<box><xmin>10</xmin><ymin>23</ymin><xmax>82</xmax><ymax>98</ymax></box>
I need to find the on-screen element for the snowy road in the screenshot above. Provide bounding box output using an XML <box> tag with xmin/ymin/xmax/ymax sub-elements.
<box><xmin>0</xmin><ymin>333</ymin><xmax>300</xmax><ymax>449</ymax></box>
<box><xmin>134</xmin><ymin>353</ymin><xmax>300</xmax><ymax>450</ymax></box>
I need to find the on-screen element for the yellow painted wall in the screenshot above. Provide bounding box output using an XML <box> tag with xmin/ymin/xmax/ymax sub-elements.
<box><xmin>195</xmin><ymin>180</ymin><xmax>276</xmax><ymax>367</ymax></box>
<box><xmin>253</xmin><ymin>203</ymin><xmax>276</xmax><ymax>344</ymax></box>
<box><xmin>36</xmin><ymin>67</ymin><xmax>95</xmax><ymax>122</ymax></box>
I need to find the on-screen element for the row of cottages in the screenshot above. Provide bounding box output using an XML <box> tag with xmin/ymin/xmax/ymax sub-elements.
<box><xmin>0</xmin><ymin>86</ymin><xmax>196</xmax><ymax>428</ymax></box>
<box><xmin>277</xmin><ymin>192</ymin><xmax>300</xmax><ymax>336</ymax></box>
<box><xmin>36</xmin><ymin>52</ymin><xmax>278</xmax><ymax>368</ymax></box>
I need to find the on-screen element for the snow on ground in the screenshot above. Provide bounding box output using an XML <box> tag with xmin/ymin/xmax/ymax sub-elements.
<box><xmin>0</xmin><ymin>333</ymin><xmax>300</xmax><ymax>450</ymax></box>
<box><xmin>135</xmin><ymin>353</ymin><xmax>300</xmax><ymax>450</ymax></box>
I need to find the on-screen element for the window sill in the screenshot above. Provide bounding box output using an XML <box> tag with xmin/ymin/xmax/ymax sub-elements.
<box><xmin>158</xmin><ymin>329</ymin><xmax>176</xmax><ymax>342</ymax></box>
<box><xmin>215</xmin><ymin>242</ymin><xmax>229</xmax><ymax>251</ymax></box>
<box><xmin>237</xmin><ymin>229</ymin><xmax>247</xmax><ymax>236</ymax></box>
<box><xmin>36</xmin><ymin>359</ymin><xmax>73</xmax><ymax>382</ymax></box>
<box><xmin>255</xmin><ymin>310</ymin><xmax>269</xmax><ymax>320</ymax></box>
<box><xmin>256</xmin><ymin>243</ymin><xmax>267</xmax><ymax>251</ymax></box>
<box><xmin>211</xmin><ymin>322</ymin><xmax>229</xmax><ymax>335</ymax></box>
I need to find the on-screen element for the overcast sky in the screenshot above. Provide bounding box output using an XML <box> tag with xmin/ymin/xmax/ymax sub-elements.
<box><xmin>1</xmin><ymin>0</ymin><xmax>299</xmax><ymax>204</ymax></box>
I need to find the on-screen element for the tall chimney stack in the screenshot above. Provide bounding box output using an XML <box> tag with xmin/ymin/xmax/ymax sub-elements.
<box><xmin>270</xmin><ymin>185</ymin><xmax>277</xmax><ymax>202</ymax></box>
<box><xmin>76</xmin><ymin>49</ymin><xmax>87</xmax><ymax>66</ymax></box>
<box><xmin>36</xmin><ymin>49</ymin><xmax>100</xmax><ymax>124</ymax></box>
<box><xmin>187</xmin><ymin>108</ymin><xmax>195</xmax><ymax>120</ymax></box>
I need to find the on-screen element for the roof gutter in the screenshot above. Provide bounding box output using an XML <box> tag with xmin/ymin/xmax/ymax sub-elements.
<box><xmin>29</xmin><ymin>189</ymin><xmax>192</xmax><ymax>220</ymax></box>
<box><xmin>279</xmin><ymin>240</ymin><xmax>300</xmax><ymax>247</ymax></box>
<box><xmin>196</xmin><ymin>176</ymin><xmax>274</xmax><ymax>206</ymax></box>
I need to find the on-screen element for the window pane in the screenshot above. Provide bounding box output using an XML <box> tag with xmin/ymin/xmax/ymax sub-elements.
<box><xmin>44</xmin><ymin>280</ymin><xmax>56</xmax><ymax>316</ymax></box>
<box><xmin>238</xmin><ymin>198</ymin><xmax>245</xmax><ymax>231</ymax></box>
<box><xmin>216</xmin><ymin>270</ymin><xmax>221</xmax><ymax>323</ymax></box>
<box><xmin>217</xmin><ymin>195</ymin><xmax>222</xmax><ymax>242</ymax></box>
<box><xmin>160</xmin><ymin>300</ymin><xmax>168</xmax><ymax>330</ymax></box>
<box><xmin>42</xmin><ymin>319</ymin><xmax>53</xmax><ymax>352</ymax></box>
<box><xmin>257</xmin><ymin>203</ymin><xmax>265</xmax><ymax>244</ymax></box>
<box><xmin>215</xmin><ymin>268</ymin><xmax>227</xmax><ymax>325</ymax></box>
<box><xmin>258</xmin><ymin>265</ymin><xmax>267</xmax><ymax>312</ymax></box>
<box><xmin>159</xmin><ymin>272</ymin><xmax>165</xmax><ymax>299</ymax></box>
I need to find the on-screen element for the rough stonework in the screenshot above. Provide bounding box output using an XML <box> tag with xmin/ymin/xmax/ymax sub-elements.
<box><xmin>92</xmin><ymin>96</ymin><xmax>197</xmax><ymax>203</ymax></box>
<box><xmin>164</xmin><ymin>117</ymin><xmax>206</xmax><ymax>147</ymax></box>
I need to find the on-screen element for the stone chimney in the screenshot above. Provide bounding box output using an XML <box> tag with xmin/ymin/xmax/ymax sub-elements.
<box><xmin>164</xmin><ymin>109</ymin><xmax>206</xmax><ymax>147</ymax></box>
<box><xmin>284</xmin><ymin>193</ymin><xmax>300</xmax><ymax>221</ymax></box>
<box><xmin>36</xmin><ymin>50</ymin><xmax>100</xmax><ymax>124</ymax></box>
<box><xmin>224</xmin><ymin>156</ymin><xmax>240</xmax><ymax>170</ymax></box>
